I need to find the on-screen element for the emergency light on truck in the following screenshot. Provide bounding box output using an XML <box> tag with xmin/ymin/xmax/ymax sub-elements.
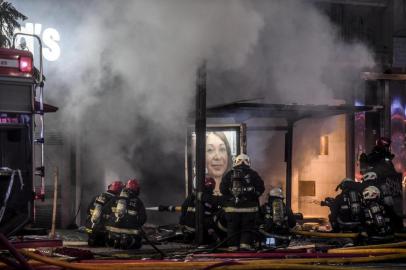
<box><xmin>0</xmin><ymin>48</ymin><xmax>34</xmax><ymax>77</ymax></box>
<box><xmin>19</xmin><ymin>56</ymin><xmax>32</xmax><ymax>73</ymax></box>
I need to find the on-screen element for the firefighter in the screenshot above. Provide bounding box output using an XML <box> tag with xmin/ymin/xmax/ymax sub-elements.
<box><xmin>85</xmin><ymin>180</ymin><xmax>124</xmax><ymax>247</ymax></box>
<box><xmin>105</xmin><ymin>179</ymin><xmax>147</xmax><ymax>249</ymax></box>
<box><xmin>359</xmin><ymin>138</ymin><xmax>401</xmax><ymax>203</ymax></box>
<box><xmin>220</xmin><ymin>153</ymin><xmax>265</xmax><ymax>251</ymax></box>
<box><xmin>359</xmin><ymin>137</ymin><xmax>394</xmax><ymax>174</ymax></box>
<box><xmin>179</xmin><ymin>176</ymin><xmax>222</xmax><ymax>244</ymax></box>
<box><xmin>322</xmin><ymin>178</ymin><xmax>362</xmax><ymax>233</ymax></box>
<box><xmin>259</xmin><ymin>188</ymin><xmax>296</xmax><ymax>247</ymax></box>
<box><xmin>260</xmin><ymin>188</ymin><xmax>296</xmax><ymax>233</ymax></box>
<box><xmin>362</xmin><ymin>137</ymin><xmax>395</xmax><ymax>169</ymax></box>
<box><xmin>360</xmin><ymin>171</ymin><xmax>403</xmax><ymax>233</ymax></box>
<box><xmin>361</xmin><ymin>185</ymin><xmax>393</xmax><ymax>241</ymax></box>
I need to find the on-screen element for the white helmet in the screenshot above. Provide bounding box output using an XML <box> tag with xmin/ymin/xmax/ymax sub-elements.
<box><xmin>269</xmin><ymin>187</ymin><xmax>284</xmax><ymax>199</ymax></box>
<box><xmin>362</xmin><ymin>172</ymin><xmax>377</xmax><ymax>181</ymax></box>
<box><xmin>233</xmin><ymin>154</ymin><xmax>251</xmax><ymax>167</ymax></box>
<box><xmin>362</xmin><ymin>186</ymin><xmax>380</xmax><ymax>201</ymax></box>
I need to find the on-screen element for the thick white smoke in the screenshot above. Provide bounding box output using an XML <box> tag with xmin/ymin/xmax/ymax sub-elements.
<box><xmin>209</xmin><ymin>0</ymin><xmax>375</xmax><ymax>105</ymax></box>
<box><xmin>12</xmin><ymin>0</ymin><xmax>377</xmax><ymax>222</ymax></box>
<box><xmin>52</xmin><ymin>0</ymin><xmax>264</xmax><ymax>212</ymax></box>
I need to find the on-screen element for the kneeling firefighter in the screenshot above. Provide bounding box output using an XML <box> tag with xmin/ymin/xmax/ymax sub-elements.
<box><xmin>259</xmin><ymin>187</ymin><xmax>296</xmax><ymax>247</ymax></box>
<box><xmin>322</xmin><ymin>178</ymin><xmax>362</xmax><ymax>232</ymax></box>
<box><xmin>106</xmin><ymin>179</ymin><xmax>147</xmax><ymax>249</ymax></box>
<box><xmin>85</xmin><ymin>180</ymin><xmax>124</xmax><ymax>246</ymax></box>
<box><xmin>361</xmin><ymin>185</ymin><xmax>393</xmax><ymax>240</ymax></box>
<box><xmin>360</xmin><ymin>138</ymin><xmax>403</xmax><ymax>229</ymax></box>
<box><xmin>362</xmin><ymin>170</ymin><xmax>402</xmax><ymax>233</ymax></box>
<box><xmin>220</xmin><ymin>154</ymin><xmax>265</xmax><ymax>251</ymax></box>
<box><xmin>179</xmin><ymin>176</ymin><xmax>222</xmax><ymax>244</ymax></box>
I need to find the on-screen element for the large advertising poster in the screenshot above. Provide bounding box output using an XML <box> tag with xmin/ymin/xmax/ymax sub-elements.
<box><xmin>186</xmin><ymin>124</ymin><xmax>244</xmax><ymax>195</ymax></box>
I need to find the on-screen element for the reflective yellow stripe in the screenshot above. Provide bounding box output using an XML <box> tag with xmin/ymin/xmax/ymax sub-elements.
<box><xmin>111</xmin><ymin>207</ymin><xmax>138</xmax><ymax>216</ymax></box>
<box><xmin>127</xmin><ymin>210</ymin><xmax>137</xmax><ymax>216</ymax></box>
<box><xmin>223</xmin><ymin>206</ymin><xmax>258</xmax><ymax>213</ymax></box>
<box><xmin>240</xmin><ymin>243</ymin><xmax>252</xmax><ymax>249</ymax></box>
<box><xmin>187</xmin><ymin>207</ymin><xmax>196</xmax><ymax>212</ymax></box>
<box><xmin>184</xmin><ymin>225</ymin><xmax>195</xmax><ymax>232</ymax></box>
<box><xmin>105</xmin><ymin>226</ymin><xmax>140</xmax><ymax>235</ymax></box>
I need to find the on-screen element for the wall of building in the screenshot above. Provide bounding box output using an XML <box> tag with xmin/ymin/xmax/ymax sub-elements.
<box><xmin>292</xmin><ymin>115</ymin><xmax>346</xmax><ymax>217</ymax></box>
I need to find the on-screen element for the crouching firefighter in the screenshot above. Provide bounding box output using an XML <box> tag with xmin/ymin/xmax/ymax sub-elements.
<box><xmin>85</xmin><ymin>180</ymin><xmax>124</xmax><ymax>246</ymax></box>
<box><xmin>259</xmin><ymin>188</ymin><xmax>296</xmax><ymax>247</ymax></box>
<box><xmin>220</xmin><ymin>154</ymin><xmax>265</xmax><ymax>251</ymax></box>
<box><xmin>363</xmin><ymin>170</ymin><xmax>402</xmax><ymax>232</ymax></box>
<box><xmin>321</xmin><ymin>178</ymin><xmax>362</xmax><ymax>233</ymax></box>
<box><xmin>179</xmin><ymin>176</ymin><xmax>222</xmax><ymax>244</ymax></box>
<box><xmin>361</xmin><ymin>185</ymin><xmax>393</xmax><ymax>242</ymax></box>
<box><xmin>106</xmin><ymin>179</ymin><xmax>147</xmax><ymax>249</ymax></box>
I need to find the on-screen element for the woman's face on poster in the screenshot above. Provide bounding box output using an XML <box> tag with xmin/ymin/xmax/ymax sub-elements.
<box><xmin>206</xmin><ymin>133</ymin><xmax>229</xmax><ymax>178</ymax></box>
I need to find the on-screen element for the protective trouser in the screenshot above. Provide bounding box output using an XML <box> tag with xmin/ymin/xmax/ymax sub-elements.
<box><xmin>105</xmin><ymin>226</ymin><xmax>142</xmax><ymax>249</ymax></box>
<box><xmin>225</xmin><ymin>211</ymin><xmax>257</xmax><ymax>249</ymax></box>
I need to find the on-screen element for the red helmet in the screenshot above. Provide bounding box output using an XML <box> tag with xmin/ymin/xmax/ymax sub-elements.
<box><xmin>376</xmin><ymin>137</ymin><xmax>391</xmax><ymax>148</ymax></box>
<box><xmin>204</xmin><ymin>176</ymin><xmax>216</xmax><ymax>191</ymax></box>
<box><xmin>108</xmin><ymin>180</ymin><xmax>124</xmax><ymax>194</ymax></box>
<box><xmin>126</xmin><ymin>179</ymin><xmax>140</xmax><ymax>194</ymax></box>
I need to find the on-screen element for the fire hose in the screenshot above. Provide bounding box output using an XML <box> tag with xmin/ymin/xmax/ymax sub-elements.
<box><xmin>139</xmin><ymin>226</ymin><xmax>167</xmax><ymax>259</ymax></box>
<box><xmin>328</xmin><ymin>247</ymin><xmax>406</xmax><ymax>254</ymax></box>
<box><xmin>15</xmin><ymin>249</ymin><xmax>406</xmax><ymax>270</ymax></box>
<box><xmin>332</xmin><ymin>240</ymin><xmax>406</xmax><ymax>250</ymax></box>
<box><xmin>290</xmin><ymin>229</ymin><xmax>359</xmax><ymax>238</ymax></box>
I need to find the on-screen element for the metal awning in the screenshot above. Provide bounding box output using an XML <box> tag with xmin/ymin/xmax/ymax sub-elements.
<box><xmin>206</xmin><ymin>102</ymin><xmax>380</xmax><ymax>209</ymax></box>
<box><xmin>207</xmin><ymin>102</ymin><xmax>379</xmax><ymax>120</ymax></box>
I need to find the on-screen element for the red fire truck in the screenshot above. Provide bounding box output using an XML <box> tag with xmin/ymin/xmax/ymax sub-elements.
<box><xmin>0</xmin><ymin>35</ymin><xmax>56</xmax><ymax>236</ymax></box>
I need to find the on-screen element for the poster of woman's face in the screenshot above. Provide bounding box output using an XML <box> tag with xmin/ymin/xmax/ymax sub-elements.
<box><xmin>206</xmin><ymin>132</ymin><xmax>232</xmax><ymax>190</ymax></box>
<box><xmin>190</xmin><ymin>129</ymin><xmax>238</xmax><ymax>194</ymax></box>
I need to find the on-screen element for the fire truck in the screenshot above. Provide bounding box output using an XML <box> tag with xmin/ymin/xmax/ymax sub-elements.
<box><xmin>0</xmin><ymin>34</ymin><xmax>56</xmax><ymax>236</ymax></box>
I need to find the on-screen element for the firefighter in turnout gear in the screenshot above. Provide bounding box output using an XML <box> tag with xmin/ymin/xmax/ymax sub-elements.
<box><xmin>360</xmin><ymin>138</ymin><xmax>403</xmax><ymax>232</ymax></box>
<box><xmin>361</xmin><ymin>185</ymin><xmax>393</xmax><ymax>241</ymax></box>
<box><xmin>359</xmin><ymin>137</ymin><xmax>395</xmax><ymax>172</ymax></box>
<box><xmin>260</xmin><ymin>188</ymin><xmax>296</xmax><ymax>246</ymax></box>
<box><xmin>106</xmin><ymin>179</ymin><xmax>147</xmax><ymax>249</ymax></box>
<box><xmin>85</xmin><ymin>180</ymin><xmax>124</xmax><ymax>246</ymax></box>
<box><xmin>220</xmin><ymin>154</ymin><xmax>265</xmax><ymax>251</ymax></box>
<box><xmin>359</xmin><ymin>137</ymin><xmax>403</xmax><ymax>228</ymax></box>
<box><xmin>322</xmin><ymin>178</ymin><xmax>363</xmax><ymax>233</ymax></box>
<box><xmin>179</xmin><ymin>176</ymin><xmax>222</xmax><ymax>244</ymax></box>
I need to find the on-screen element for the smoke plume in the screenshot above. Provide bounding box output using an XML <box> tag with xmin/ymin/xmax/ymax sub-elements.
<box><xmin>13</xmin><ymin>0</ymin><xmax>376</xmax><ymax>223</ymax></box>
<box><xmin>48</xmin><ymin>0</ymin><xmax>263</xmax><ymax>222</ymax></box>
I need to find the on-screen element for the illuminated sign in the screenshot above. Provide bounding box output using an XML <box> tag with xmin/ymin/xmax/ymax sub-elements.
<box><xmin>15</xmin><ymin>23</ymin><xmax>61</xmax><ymax>62</ymax></box>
